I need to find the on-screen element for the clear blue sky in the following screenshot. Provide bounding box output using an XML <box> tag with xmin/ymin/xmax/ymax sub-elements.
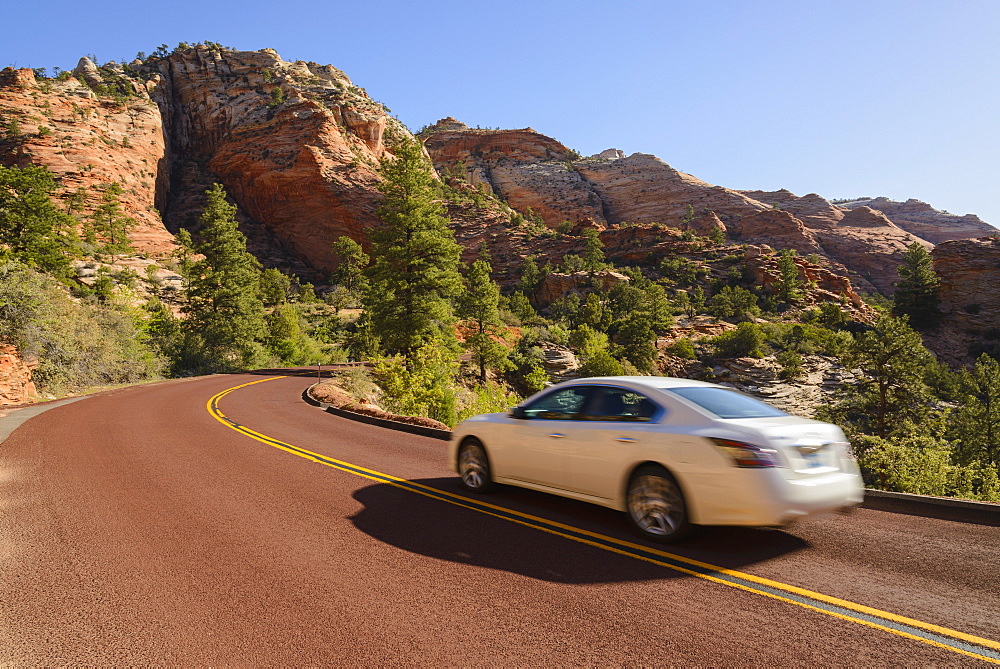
<box><xmin>4</xmin><ymin>0</ymin><xmax>998</xmax><ymax>226</ymax></box>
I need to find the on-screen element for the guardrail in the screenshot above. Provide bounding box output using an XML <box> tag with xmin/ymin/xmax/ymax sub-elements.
<box><xmin>302</xmin><ymin>385</ymin><xmax>451</xmax><ymax>441</ymax></box>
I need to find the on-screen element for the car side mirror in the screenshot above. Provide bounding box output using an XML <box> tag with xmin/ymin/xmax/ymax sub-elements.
<box><xmin>509</xmin><ymin>406</ymin><xmax>528</xmax><ymax>419</ymax></box>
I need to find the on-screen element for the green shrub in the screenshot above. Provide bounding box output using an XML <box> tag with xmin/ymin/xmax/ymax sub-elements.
<box><xmin>0</xmin><ymin>261</ymin><xmax>165</xmax><ymax>394</ymax></box>
<box><xmin>856</xmin><ymin>434</ymin><xmax>1000</xmax><ymax>502</ymax></box>
<box><xmin>668</xmin><ymin>337</ymin><xmax>696</xmax><ymax>359</ymax></box>
<box><xmin>711</xmin><ymin>323</ymin><xmax>766</xmax><ymax>358</ymax></box>
<box><xmin>776</xmin><ymin>350</ymin><xmax>804</xmax><ymax>380</ymax></box>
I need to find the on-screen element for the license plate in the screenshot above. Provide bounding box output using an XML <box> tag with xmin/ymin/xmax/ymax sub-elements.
<box><xmin>801</xmin><ymin>452</ymin><xmax>822</xmax><ymax>468</ymax></box>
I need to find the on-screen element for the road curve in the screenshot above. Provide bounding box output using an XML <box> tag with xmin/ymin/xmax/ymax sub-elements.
<box><xmin>0</xmin><ymin>370</ymin><xmax>998</xmax><ymax>665</ymax></box>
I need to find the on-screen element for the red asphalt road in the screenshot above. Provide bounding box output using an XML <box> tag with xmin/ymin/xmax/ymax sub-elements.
<box><xmin>0</xmin><ymin>371</ymin><xmax>998</xmax><ymax>665</ymax></box>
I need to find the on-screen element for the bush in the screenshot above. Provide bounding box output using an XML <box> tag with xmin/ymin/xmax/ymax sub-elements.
<box><xmin>0</xmin><ymin>261</ymin><xmax>165</xmax><ymax>394</ymax></box>
<box><xmin>711</xmin><ymin>323</ymin><xmax>765</xmax><ymax>358</ymax></box>
<box><xmin>457</xmin><ymin>382</ymin><xmax>523</xmax><ymax>422</ymax></box>
<box><xmin>776</xmin><ymin>350</ymin><xmax>804</xmax><ymax>380</ymax></box>
<box><xmin>856</xmin><ymin>434</ymin><xmax>1000</xmax><ymax>501</ymax></box>
<box><xmin>708</xmin><ymin>285</ymin><xmax>760</xmax><ymax>322</ymax></box>
<box><xmin>668</xmin><ymin>338</ymin><xmax>696</xmax><ymax>359</ymax></box>
<box><xmin>372</xmin><ymin>342</ymin><xmax>459</xmax><ymax>426</ymax></box>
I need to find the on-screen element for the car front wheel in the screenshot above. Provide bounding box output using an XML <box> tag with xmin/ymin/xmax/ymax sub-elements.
<box><xmin>458</xmin><ymin>438</ymin><xmax>494</xmax><ymax>493</ymax></box>
<box><xmin>626</xmin><ymin>465</ymin><xmax>692</xmax><ymax>543</ymax></box>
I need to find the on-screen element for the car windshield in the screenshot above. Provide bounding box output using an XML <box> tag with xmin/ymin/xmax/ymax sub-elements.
<box><xmin>665</xmin><ymin>387</ymin><xmax>787</xmax><ymax>419</ymax></box>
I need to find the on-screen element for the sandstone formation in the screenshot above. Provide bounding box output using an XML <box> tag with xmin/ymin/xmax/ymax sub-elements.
<box><xmin>2</xmin><ymin>47</ymin><xmax>992</xmax><ymax>307</ymax></box>
<box><xmin>0</xmin><ymin>63</ymin><xmax>173</xmax><ymax>256</ymax></box>
<box><xmin>839</xmin><ymin>197</ymin><xmax>995</xmax><ymax>244</ymax></box>
<box><xmin>740</xmin><ymin>189</ymin><xmax>845</xmax><ymax>230</ymax></box>
<box><xmin>535</xmin><ymin>269</ymin><xmax>630</xmax><ymax>304</ymax></box>
<box><xmin>934</xmin><ymin>237</ymin><xmax>1000</xmax><ymax>330</ymax></box>
<box><xmin>148</xmin><ymin>47</ymin><xmax>406</xmax><ymax>273</ymax></box>
<box><xmin>730</xmin><ymin>209</ymin><xmax>821</xmax><ymax>252</ymax></box>
<box><xmin>0</xmin><ymin>345</ymin><xmax>38</xmax><ymax>405</ymax></box>
<box><xmin>1</xmin><ymin>46</ymin><xmax>409</xmax><ymax>274</ymax></box>
<box><xmin>422</xmin><ymin>123</ymin><xmax>943</xmax><ymax>294</ymax></box>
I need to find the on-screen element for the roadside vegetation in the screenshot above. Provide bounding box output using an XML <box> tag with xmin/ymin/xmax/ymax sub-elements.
<box><xmin>1</xmin><ymin>134</ymin><xmax>997</xmax><ymax>502</ymax></box>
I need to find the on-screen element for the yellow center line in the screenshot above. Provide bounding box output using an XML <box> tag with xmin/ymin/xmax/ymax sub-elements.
<box><xmin>207</xmin><ymin>375</ymin><xmax>1000</xmax><ymax>663</ymax></box>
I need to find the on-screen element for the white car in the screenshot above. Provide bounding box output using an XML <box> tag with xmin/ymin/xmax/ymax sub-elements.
<box><xmin>449</xmin><ymin>376</ymin><xmax>863</xmax><ymax>542</ymax></box>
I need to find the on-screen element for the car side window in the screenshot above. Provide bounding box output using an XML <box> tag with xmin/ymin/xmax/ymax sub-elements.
<box><xmin>522</xmin><ymin>386</ymin><xmax>592</xmax><ymax>420</ymax></box>
<box><xmin>585</xmin><ymin>387</ymin><xmax>661</xmax><ymax>422</ymax></box>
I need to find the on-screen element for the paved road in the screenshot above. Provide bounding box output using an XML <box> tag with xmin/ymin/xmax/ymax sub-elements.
<box><xmin>1</xmin><ymin>371</ymin><xmax>998</xmax><ymax>664</ymax></box>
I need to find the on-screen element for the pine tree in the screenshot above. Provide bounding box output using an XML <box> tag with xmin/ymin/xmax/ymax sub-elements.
<box><xmin>180</xmin><ymin>183</ymin><xmax>267</xmax><ymax>372</ymax></box>
<box><xmin>893</xmin><ymin>242</ymin><xmax>941</xmax><ymax>329</ymax></box>
<box><xmin>833</xmin><ymin>315</ymin><xmax>933</xmax><ymax>437</ymax></box>
<box><xmin>88</xmin><ymin>182</ymin><xmax>136</xmax><ymax>258</ymax></box>
<box><xmin>774</xmin><ymin>249</ymin><xmax>803</xmax><ymax>303</ymax></box>
<box><xmin>951</xmin><ymin>354</ymin><xmax>1000</xmax><ymax>468</ymax></box>
<box><xmin>458</xmin><ymin>258</ymin><xmax>509</xmax><ymax>382</ymax></box>
<box><xmin>363</xmin><ymin>139</ymin><xmax>463</xmax><ymax>358</ymax></box>
<box><xmin>582</xmin><ymin>228</ymin><xmax>607</xmax><ymax>272</ymax></box>
<box><xmin>330</xmin><ymin>235</ymin><xmax>369</xmax><ymax>294</ymax></box>
<box><xmin>0</xmin><ymin>164</ymin><xmax>77</xmax><ymax>275</ymax></box>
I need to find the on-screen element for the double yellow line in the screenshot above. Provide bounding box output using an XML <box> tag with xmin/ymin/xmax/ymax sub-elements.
<box><xmin>209</xmin><ymin>376</ymin><xmax>1000</xmax><ymax>664</ymax></box>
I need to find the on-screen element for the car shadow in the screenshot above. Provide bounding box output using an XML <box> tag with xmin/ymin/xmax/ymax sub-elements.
<box><xmin>349</xmin><ymin>477</ymin><xmax>810</xmax><ymax>585</ymax></box>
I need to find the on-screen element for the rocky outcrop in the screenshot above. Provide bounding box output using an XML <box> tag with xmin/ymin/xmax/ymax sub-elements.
<box><xmin>0</xmin><ymin>345</ymin><xmax>38</xmax><ymax>405</ymax></box>
<box><xmin>0</xmin><ymin>65</ymin><xmax>174</xmax><ymax>256</ymax></box>
<box><xmin>934</xmin><ymin>237</ymin><xmax>1000</xmax><ymax>327</ymax></box>
<box><xmin>1</xmin><ymin>47</ymin><xmax>409</xmax><ymax>273</ymax></box>
<box><xmin>739</xmin><ymin>190</ymin><xmax>845</xmax><ymax>230</ymax></box>
<box><xmin>740</xmin><ymin>246</ymin><xmax>874</xmax><ymax>316</ymax></box>
<box><xmin>840</xmin><ymin>197</ymin><xmax>996</xmax><ymax>244</ymax></box>
<box><xmin>148</xmin><ymin>47</ymin><xmax>406</xmax><ymax>273</ymax></box>
<box><xmin>682</xmin><ymin>211</ymin><xmax>726</xmax><ymax>237</ymax></box>
<box><xmin>731</xmin><ymin>209</ymin><xmax>821</xmax><ymax>252</ymax></box>
<box><xmin>535</xmin><ymin>269</ymin><xmax>630</xmax><ymax>304</ymax></box>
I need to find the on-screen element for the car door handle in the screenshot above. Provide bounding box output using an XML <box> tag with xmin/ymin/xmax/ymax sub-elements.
<box><xmin>548</xmin><ymin>433</ymin><xmax>566</xmax><ymax>438</ymax></box>
<box><xmin>616</xmin><ymin>437</ymin><xmax>637</xmax><ymax>443</ymax></box>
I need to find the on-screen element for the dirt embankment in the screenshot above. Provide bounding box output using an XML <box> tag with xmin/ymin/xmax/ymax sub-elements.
<box><xmin>309</xmin><ymin>380</ymin><xmax>450</xmax><ymax>431</ymax></box>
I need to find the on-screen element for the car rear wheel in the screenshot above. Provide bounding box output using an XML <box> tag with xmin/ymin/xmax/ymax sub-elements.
<box><xmin>458</xmin><ymin>438</ymin><xmax>493</xmax><ymax>493</ymax></box>
<box><xmin>626</xmin><ymin>465</ymin><xmax>691</xmax><ymax>543</ymax></box>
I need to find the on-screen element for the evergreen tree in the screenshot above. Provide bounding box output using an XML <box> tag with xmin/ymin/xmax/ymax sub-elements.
<box><xmin>516</xmin><ymin>255</ymin><xmax>543</xmax><ymax>300</ymax></box>
<box><xmin>0</xmin><ymin>164</ymin><xmax>77</xmax><ymax>275</ymax></box>
<box><xmin>458</xmin><ymin>258</ymin><xmax>509</xmax><ymax>382</ymax></box>
<box><xmin>88</xmin><ymin>182</ymin><xmax>136</xmax><ymax>258</ymax></box>
<box><xmin>259</xmin><ymin>267</ymin><xmax>291</xmax><ymax>307</ymax></box>
<box><xmin>774</xmin><ymin>249</ymin><xmax>803</xmax><ymax>303</ymax></box>
<box><xmin>615</xmin><ymin>315</ymin><xmax>658</xmax><ymax>373</ymax></box>
<box><xmin>577</xmin><ymin>292</ymin><xmax>611</xmax><ymax>331</ymax></box>
<box><xmin>363</xmin><ymin>139</ymin><xmax>463</xmax><ymax>358</ymax></box>
<box><xmin>708</xmin><ymin>285</ymin><xmax>760</xmax><ymax>322</ymax></box>
<box><xmin>330</xmin><ymin>235</ymin><xmax>369</xmax><ymax>293</ymax></box>
<box><xmin>893</xmin><ymin>242</ymin><xmax>941</xmax><ymax>328</ymax></box>
<box><xmin>582</xmin><ymin>228</ymin><xmax>607</xmax><ymax>272</ymax></box>
<box><xmin>951</xmin><ymin>354</ymin><xmax>1000</xmax><ymax>468</ymax></box>
<box><xmin>831</xmin><ymin>315</ymin><xmax>933</xmax><ymax>437</ymax></box>
<box><xmin>180</xmin><ymin>183</ymin><xmax>267</xmax><ymax>372</ymax></box>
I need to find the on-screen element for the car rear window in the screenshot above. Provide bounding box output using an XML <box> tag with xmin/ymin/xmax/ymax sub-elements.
<box><xmin>665</xmin><ymin>387</ymin><xmax>787</xmax><ymax>419</ymax></box>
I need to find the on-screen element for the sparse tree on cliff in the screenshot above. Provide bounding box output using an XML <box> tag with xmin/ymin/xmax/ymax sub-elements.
<box><xmin>363</xmin><ymin>139</ymin><xmax>463</xmax><ymax>359</ymax></box>
<box><xmin>87</xmin><ymin>181</ymin><xmax>136</xmax><ymax>259</ymax></box>
<box><xmin>774</xmin><ymin>249</ymin><xmax>803</xmax><ymax>303</ymax></box>
<box><xmin>179</xmin><ymin>183</ymin><xmax>267</xmax><ymax>372</ymax></box>
<box><xmin>893</xmin><ymin>242</ymin><xmax>941</xmax><ymax>329</ymax></box>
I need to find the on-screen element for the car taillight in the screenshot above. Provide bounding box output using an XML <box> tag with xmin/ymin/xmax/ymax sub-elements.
<box><xmin>710</xmin><ymin>438</ymin><xmax>780</xmax><ymax>468</ymax></box>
